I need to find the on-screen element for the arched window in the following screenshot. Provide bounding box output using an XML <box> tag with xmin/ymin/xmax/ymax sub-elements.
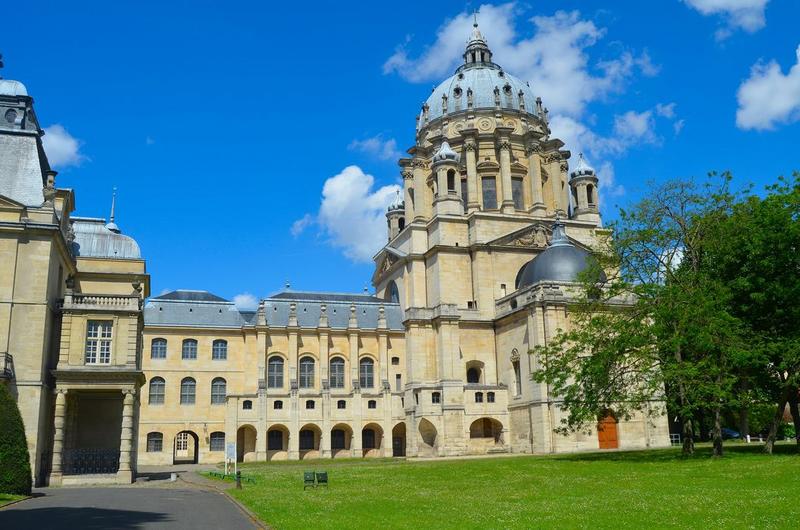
<box><xmin>306</xmin><ymin>399</ymin><xmax>315</xmax><ymax>410</ymax></box>
<box><xmin>391</xmin><ymin>356</ymin><xmax>400</xmax><ymax>365</ymax></box>
<box><xmin>398</xmin><ymin>217</ymin><xmax>405</xmax><ymax>231</ymax></box>
<box><xmin>151</xmin><ymin>338</ymin><xmax>167</xmax><ymax>359</ymax></box>
<box><xmin>273</xmin><ymin>400</ymin><xmax>283</xmax><ymax>410</ymax></box>
<box><xmin>211</xmin><ymin>377</ymin><xmax>226</xmax><ymax>405</ymax></box>
<box><xmin>180</xmin><ymin>377</ymin><xmax>196</xmax><ymax>405</ymax></box>
<box><xmin>587</xmin><ymin>184</ymin><xmax>596</xmax><ymax>206</ymax></box>
<box><xmin>447</xmin><ymin>169</ymin><xmax>456</xmax><ymax>192</ymax></box>
<box><xmin>209</xmin><ymin>432</ymin><xmax>225</xmax><ymax>451</ymax></box>
<box><xmin>385</xmin><ymin>281</ymin><xmax>399</xmax><ymax>303</ymax></box>
<box><xmin>487</xmin><ymin>392</ymin><xmax>496</xmax><ymax>403</ymax></box>
<box><xmin>242</xmin><ymin>400</ymin><xmax>253</xmax><ymax>410</ymax></box>
<box><xmin>431</xmin><ymin>392</ymin><xmax>441</xmax><ymax>404</ymax></box>
<box><xmin>512</xmin><ymin>177</ymin><xmax>524</xmax><ymax>210</ymax></box>
<box><xmin>146</xmin><ymin>432</ymin><xmax>163</xmax><ymax>452</ymax></box>
<box><xmin>513</xmin><ymin>360</ymin><xmax>522</xmax><ymax>396</ymax></box>
<box><xmin>299</xmin><ymin>357</ymin><xmax>315</xmax><ymax>388</ymax></box>
<box><xmin>329</xmin><ymin>357</ymin><xmax>345</xmax><ymax>389</ymax></box>
<box><xmin>475</xmin><ymin>392</ymin><xmax>484</xmax><ymax>403</ymax></box>
<box><xmin>337</xmin><ymin>400</ymin><xmax>346</xmax><ymax>409</ymax></box>
<box><xmin>149</xmin><ymin>377</ymin><xmax>165</xmax><ymax>405</ymax></box>
<box><xmin>182</xmin><ymin>339</ymin><xmax>197</xmax><ymax>360</ymax></box>
<box><xmin>359</xmin><ymin>358</ymin><xmax>374</xmax><ymax>388</ymax></box>
<box><xmin>212</xmin><ymin>339</ymin><xmax>227</xmax><ymax>360</ymax></box>
<box><xmin>466</xmin><ymin>367</ymin><xmax>481</xmax><ymax>384</ymax></box>
<box><xmin>267</xmin><ymin>356</ymin><xmax>284</xmax><ymax>388</ymax></box>
<box><xmin>368</xmin><ymin>400</ymin><xmax>377</xmax><ymax>409</ymax></box>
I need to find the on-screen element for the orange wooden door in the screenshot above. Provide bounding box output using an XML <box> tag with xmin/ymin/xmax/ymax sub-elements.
<box><xmin>597</xmin><ymin>414</ymin><xmax>619</xmax><ymax>449</ymax></box>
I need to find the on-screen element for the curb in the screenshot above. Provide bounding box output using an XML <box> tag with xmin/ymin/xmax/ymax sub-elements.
<box><xmin>0</xmin><ymin>496</ymin><xmax>32</xmax><ymax>510</ymax></box>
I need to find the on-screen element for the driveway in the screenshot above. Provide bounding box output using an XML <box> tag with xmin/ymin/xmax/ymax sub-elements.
<box><xmin>0</xmin><ymin>486</ymin><xmax>258</xmax><ymax>529</ymax></box>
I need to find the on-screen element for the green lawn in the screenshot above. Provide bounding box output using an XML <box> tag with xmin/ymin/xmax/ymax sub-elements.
<box><xmin>0</xmin><ymin>493</ymin><xmax>26</xmax><ymax>508</ymax></box>
<box><xmin>213</xmin><ymin>444</ymin><xmax>800</xmax><ymax>529</ymax></box>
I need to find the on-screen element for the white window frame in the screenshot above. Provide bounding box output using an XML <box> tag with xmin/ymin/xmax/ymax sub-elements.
<box><xmin>212</xmin><ymin>339</ymin><xmax>227</xmax><ymax>360</ymax></box>
<box><xmin>85</xmin><ymin>320</ymin><xmax>113</xmax><ymax>364</ymax></box>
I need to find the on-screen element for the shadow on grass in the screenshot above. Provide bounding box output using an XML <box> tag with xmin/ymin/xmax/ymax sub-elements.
<box><xmin>0</xmin><ymin>507</ymin><xmax>169</xmax><ymax>529</ymax></box>
<box><xmin>555</xmin><ymin>442</ymin><xmax>799</xmax><ymax>463</ymax></box>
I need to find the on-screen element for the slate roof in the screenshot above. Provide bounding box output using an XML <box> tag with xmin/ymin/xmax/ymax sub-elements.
<box><xmin>71</xmin><ymin>217</ymin><xmax>142</xmax><ymax>259</ymax></box>
<box><xmin>144</xmin><ymin>289</ymin><xmax>404</xmax><ymax>331</ymax></box>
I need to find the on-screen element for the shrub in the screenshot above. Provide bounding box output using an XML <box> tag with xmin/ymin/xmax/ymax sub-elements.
<box><xmin>0</xmin><ymin>384</ymin><xmax>32</xmax><ymax>495</ymax></box>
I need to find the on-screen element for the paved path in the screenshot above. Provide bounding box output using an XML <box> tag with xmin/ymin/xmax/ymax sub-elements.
<box><xmin>0</xmin><ymin>485</ymin><xmax>258</xmax><ymax>529</ymax></box>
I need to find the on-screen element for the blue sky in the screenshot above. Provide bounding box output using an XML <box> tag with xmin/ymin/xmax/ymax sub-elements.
<box><xmin>4</xmin><ymin>1</ymin><xmax>799</xmax><ymax>307</ymax></box>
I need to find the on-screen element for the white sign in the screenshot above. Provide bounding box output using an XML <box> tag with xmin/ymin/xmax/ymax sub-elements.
<box><xmin>226</xmin><ymin>441</ymin><xmax>236</xmax><ymax>460</ymax></box>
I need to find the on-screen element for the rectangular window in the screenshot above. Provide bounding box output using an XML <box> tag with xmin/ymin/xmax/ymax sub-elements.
<box><xmin>182</xmin><ymin>340</ymin><xmax>197</xmax><ymax>360</ymax></box>
<box><xmin>268</xmin><ymin>430</ymin><xmax>283</xmax><ymax>450</ymax></box>
<box><xmin>330</xmin><ymin>361</ymin><xmax>345</xmax><ymax>389</ymax></box>
<box><xmin>151</xmin><ymin>339</ymin><xmax>167</xmax><ymax>359</ymax></box>
<box><xmin>482</xmin><ymin>177</ymin><xmax>497</xmax><ymax>210</ymax></box>
<box><xmin>209</xmin><ymin>433</ymin><xmax>225</xmax><ymax>451</ymax></box>
<box><xmin>212</xmin><ymin>340</ymin><xmax>227</xmax><ymax>360</ymax></box>
<box><xmin>487</xmin><ymin>392</ymin><xmax>495</xmax><ymax>403</ymax></box>
<box><xmin>431</xmin><ymin>392</ymin><xmax>441</xmax><ymax>404</ymax></box>
<box><xmin>85</xmin><ymin>321</ymin><xmax>113</xmax><ymax>364</ymax></box>
<box><xmin>359</xmin><ymin>361</ymin><xmax>374</xmax><ymax>389</ymax></box>
<box><xmin>460</xmin><ymin>178</ymin><xmax>468</xmax><ymax>212</ymax></box>
<box><xmin>147</xmin><ymin>435</ymin><xmax>163</xmax><ymax>452</ymax></box>
<box><xmin>475</xmin><ymin>392</ymin><xmax>484</xmax><ymax>403</ymax></box>
<box><xmin>268</xmin><ymin>359</ymin><xmax>284</xmax><ymax>388</ymax></box>
<box><xmin>395</xmin><ymin>374</ymin><xmax>402</xmax><ymax>392</ymax></box>
<box><xmin>512</xmin><ymin>177</ymin><xmax>525</xmax><ymax>210</ymax></box>
<box><xmin>299</xmin><ymin>360</ymin><xmax>315</xmax><ymax>389</ymax></box>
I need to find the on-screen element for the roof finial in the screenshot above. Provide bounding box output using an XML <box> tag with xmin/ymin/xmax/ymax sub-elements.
<box><xmin>106</xmin><ymin>187</ymin><xmax>121</xmax><ymax>233</ymax></box>
<box><xmin>473</xmin><ymin>9</ymin><xmax>478</xmax><ymax>28</ymax></box>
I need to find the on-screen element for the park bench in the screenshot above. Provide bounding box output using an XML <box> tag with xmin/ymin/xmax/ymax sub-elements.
<box><xmin>316</xmin><ymin>471</ymin><xmax>328</xmax><ymax>488</ymax></box>
<box><xmin>304</xmin><ymin>471</ymin><xmax>316</xmax><ymax>489</ymax></box>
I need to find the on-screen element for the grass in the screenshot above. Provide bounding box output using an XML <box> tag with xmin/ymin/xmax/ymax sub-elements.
<box><xmin>211</xmin><ymin>444</ymin><xmax>800</xmax><ymax>529</ymax></box>
<box><xmin>0</xmin><ymin>493</ymin><xmax>26</xmax><ymax>508</ymax></box>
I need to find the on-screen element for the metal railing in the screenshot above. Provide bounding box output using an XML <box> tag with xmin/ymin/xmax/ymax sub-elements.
<box><xmin>1</xmin><ymin>352</ymin><xmax>13</xmax><ymax>379</ymax></box>
<box><xmin>63</xmin><ymin>449</ymin><xmax>120</xmax><ymax>475</ymax></box>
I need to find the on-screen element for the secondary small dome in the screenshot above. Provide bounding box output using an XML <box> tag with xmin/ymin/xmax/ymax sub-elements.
<box><xmin>516</xmin><ymin>220</ymin><xmax>606</xmax><ymax>288</ymax></box>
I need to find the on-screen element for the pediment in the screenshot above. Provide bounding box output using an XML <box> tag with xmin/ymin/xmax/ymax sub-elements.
<box><xmin>476</xmin><ymin>160</ymin><xmax>500</xmax><ymax>171</ymax></box>
<box><xmin>510</xmin><ymin>161</ymin><xmax>527</xmax><ymax>173</ymax></box>
<box><xmin>371</xmin><ymin>246</ymin><xmax>406</xmax><ymax>283</ymax></box>
<box><xmin>490</xmin><ymin>223</ymin><xmax>551</xmax><ymax>249</ymax></box>
<box><xmin>0</xmin><ymin>193</ymin><xmax>25</xmax><ymax>209</ymax></box>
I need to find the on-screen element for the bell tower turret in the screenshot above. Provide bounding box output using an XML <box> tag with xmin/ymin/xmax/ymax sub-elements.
<box><xmin>386</xmin><ymin>191</ymin><xmax>405</xmax><ymax>241</ymax></box>
<box><xmin>569</xmin><ymin>153</ymin><xmax>601</xmax><ymax>225</ymax></box>
<box><xmin>431</xmin><ymin>141</ymin><xmax>463</xmax><ymax>216</ymax></box>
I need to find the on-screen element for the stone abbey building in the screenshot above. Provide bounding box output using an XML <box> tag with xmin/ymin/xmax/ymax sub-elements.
<box><xmin>1</xmin><ymin>21</ymin><xmax>669</xmax><ymax>484</ymax></box>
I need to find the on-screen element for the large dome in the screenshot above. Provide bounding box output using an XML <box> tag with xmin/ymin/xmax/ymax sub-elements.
<box><xmin>422</xmin><ymin>65</ymin><xmax>535</xmax><ymax>123</ymax></box>
<box><xmin>516</xmin><ymin>220</ymin><xmax>606</xmax><ymax>288</ymax></box>
<box><xmin>419</xmin><ymin>19</ymin><xmax>537</xmax><ymax>124</ymax></box>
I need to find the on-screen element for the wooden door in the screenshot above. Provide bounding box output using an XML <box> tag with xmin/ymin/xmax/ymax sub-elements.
<box><xmin>597</xmin><ymin>414</ymin><xmax>619</xmax><ymax>449</ymax></box>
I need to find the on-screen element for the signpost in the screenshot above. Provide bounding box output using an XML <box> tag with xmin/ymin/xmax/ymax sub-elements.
<box><xmin>226</xmin><ymin>441</ymin><xmax>237</xmax><ymax>476</ymax></box>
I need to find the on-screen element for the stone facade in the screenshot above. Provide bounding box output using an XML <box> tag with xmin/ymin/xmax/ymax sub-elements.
<box><xmin>2</xmin><ymin>19</ymin><xmax>669</xmax><ymax>483</ymax></box>
<box><xmin>134</xmin><ymin>22</ymin><xmax>669</xmax><ymax>466</ymax></box>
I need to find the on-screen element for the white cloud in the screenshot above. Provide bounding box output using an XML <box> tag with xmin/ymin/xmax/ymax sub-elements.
<box><xmin>233</xmin><ymin>293</ymin><xmax>258</xmax><ymax>310</ymax></box>
<box><xmin>655</xmin><ymin>102</ymin><xmax>676</xmax><ymax>119</ymax></box>
<box><xmin>42</xmin><ymin>124</ymin><xmax>86</xmax><ymax>169</ymax></box>
<box><xmin>683</xmin><ymin>0</ymin><xmax>769</xmax><ymax>39</ymax></box>
<box><xmin>348</xmin><ymin>135</ymin><xmax>404</xmax><ymax>161</ymax></box>
<box><xmin>384</xmin><ymin>5</ymin><xmax>655</xmax><ymax>118</ymax></box>
<box><xmin>673</xmin><ymin>119</ymin><xmax>686</xmax><ymax>135</ymax></box>
<box><xmin>736</xmin><ymin>45</ymin><xmax>800</xmax><ymax>130</ymax></box>
<box><xmin>314</xmin><ymin>166</ymin><xmax>400</xmax><ymax>263</ymax></box>
<box><xmin>290</xmin><ymin>213</ymin><xmax>314</xmax><ymax>237</ymax></box>
<box><xmin>613</xmin><ymin>110</ymin><xmax>658</xmax><ymax>145</ymax></box>
<box><xmin>145</xmin><ymin>136</ymin><xmax>155</xmax><ymax>145</ymax></box>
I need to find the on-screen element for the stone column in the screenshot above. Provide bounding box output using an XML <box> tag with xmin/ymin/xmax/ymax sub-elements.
<box><xmin>412</xmin><ymin>158</ymin><xmax>429</xmax><ymax>222</ymax></box>
<box><xmin>50</xmin><ymin>388</ymin><xmax>67</xmax><ymax>485</ymax></box>
<box><xmin>461</xmin><ymin>130</ymin><xmax>480</xmax><ymax>212</ymax></box>
<box><xmin>117</xmin><ymin>389</ymin><xmax>135</xmax><ymax>482</ymax></box>
<box><xmin>526</xmin><ymin>141</ymin><xmax>546</xmax><ymax>215</ymax></box>
<box><xmin>402</xmin><ymin>168</ymin><xmax>415</xmax><ymax>220</ymax></box>
<box><xmin>496</xmin><ymin>130</ymin><xmax>515</xmax><ymax>213</ymax></box>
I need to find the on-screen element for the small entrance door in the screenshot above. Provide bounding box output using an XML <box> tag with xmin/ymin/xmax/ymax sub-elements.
<box><xmin>392</xmin><ymin>437</ymin><xmax>405</xmax><ymax>457</ymax></box>
<box><xmin>597</xmin><ymin>414</ymin><xmax>619</xmax><ymax>449</ymax></box>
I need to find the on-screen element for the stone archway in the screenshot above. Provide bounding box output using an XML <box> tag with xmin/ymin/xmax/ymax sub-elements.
<box><xmin>266</xmin><ymin>424</ymin><xmax>289</xmax><ymax>461</ymax></box>
<box><xmin>236</xmin><ymin>425</ymin><xmax>257</xmax><ymax>463</ymax></box>
<box><xmin>331</xmin><ymin>423</ymin><xmax>353</xmax><ymax>458</ymax></box>
<box><xmin>299</xmin><ymin>424</ymin><xmax>322</xmax><ymax>460</ymax></box>
<box><xmin>362</xmin><ymin>423</ymin><xmax>384</xmax><ymax>458</ymax></box>
<box><xmin>418</xmin><ymin>418</ymin><xmax>438</xmax><ymax>457</ymax></box>
<box><xmin>468</xmin><ymin>417</ymin><xmax>504</xmax><ymax>454</ymax></box>
<box><xmin>173</xmin><ymin>430</ymin><xmax>199</xmax><ymax>464</ymax></box>
<box><xmin>392</xmin><ymin>422</ymin><xmax>406</xmax><ymax>457</ymax></box>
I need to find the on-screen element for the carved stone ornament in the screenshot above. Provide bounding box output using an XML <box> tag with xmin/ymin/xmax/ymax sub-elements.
<box><xmin>401</xmin><ymin>170</ymin><xmax>413</xmax><ymax>180</ymax></box>
<box><xmin>510</xmin><ymin>348</ymin><xmax>520</xmax><ymax>363</ymax></box>
<box><xmin>464</xmin><ymin>141</ymin><xmax>477</xmax><ymax>152</ymax></box>
<box><xmin>498</xmin><ymin>140</ymin><xmax>511</xmax><ymax>151</ymax></box>
<box><xmin>412</xmin><ymin>158</ymin><xmax>428</xmax><ymax>169</ymax></box>
<box><xmin>525</xmin><ymin>143</ymin><xmax>542</xmax><ymax>156</ymax></box>
<box><xmin>560</xmin><ymin>162</ymin><xmax>569</xmax><ymax>173</ymax></box>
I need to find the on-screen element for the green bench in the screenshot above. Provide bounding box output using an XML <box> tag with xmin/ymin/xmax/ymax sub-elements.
<box><xmin>304</xmin><ymin>470</ymin><xmax>329</xmax><ymax>489</ymax></box>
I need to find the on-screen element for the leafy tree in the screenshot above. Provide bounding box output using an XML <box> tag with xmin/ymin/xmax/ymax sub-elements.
<box><xmin>533</xmin><ymin>176</ymin><xmax>746</xmax><ymax>456</ymax></box>
<box><xmin>0</xmin><ymin>383</ymin><xmax>32</xmax><ymax>495</ymax></box>
<box><xmin>699</xmin><ymin>174</ymin><xmax>800</xmax><ymax>453</ymax></box>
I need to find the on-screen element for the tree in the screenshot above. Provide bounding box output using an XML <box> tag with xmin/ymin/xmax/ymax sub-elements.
<box><xmin>699</xmin><ymin>173</ymin><xmax>800</xmax><ymax>453</ymax></box>
<box><xmin>532</xmin><ymin>176</ymin><xmax>746</xmax><ymax>456</ymax></box>
<box><xmin>0</xmin><ymin>383</ymin><xmax>32</xmax><ymax>495</ymax></box>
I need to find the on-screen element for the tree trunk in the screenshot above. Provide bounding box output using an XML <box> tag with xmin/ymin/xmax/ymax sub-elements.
<box><xmin>681</xmin><ymin>415</ymin><xmax>694</xmax><ymax>455</ymax></box>
<box><xmin>788</xmin><ymin>388</ymin><xmax>800</xmax><ymax>451</ymax></box>
<box><xmin>712</xmin><ymin>405</ymin><xmax>723</xmax><ymax>457</ymax></box>
<box><xmin>764</xmin><ymin>390</ymin><xmax>791</xmax><ymax>454</ymax></box>
<box><xmin>738</xmin><ymin>406</ymin><xmax>750</xmax><ymax>441</ymax></box>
